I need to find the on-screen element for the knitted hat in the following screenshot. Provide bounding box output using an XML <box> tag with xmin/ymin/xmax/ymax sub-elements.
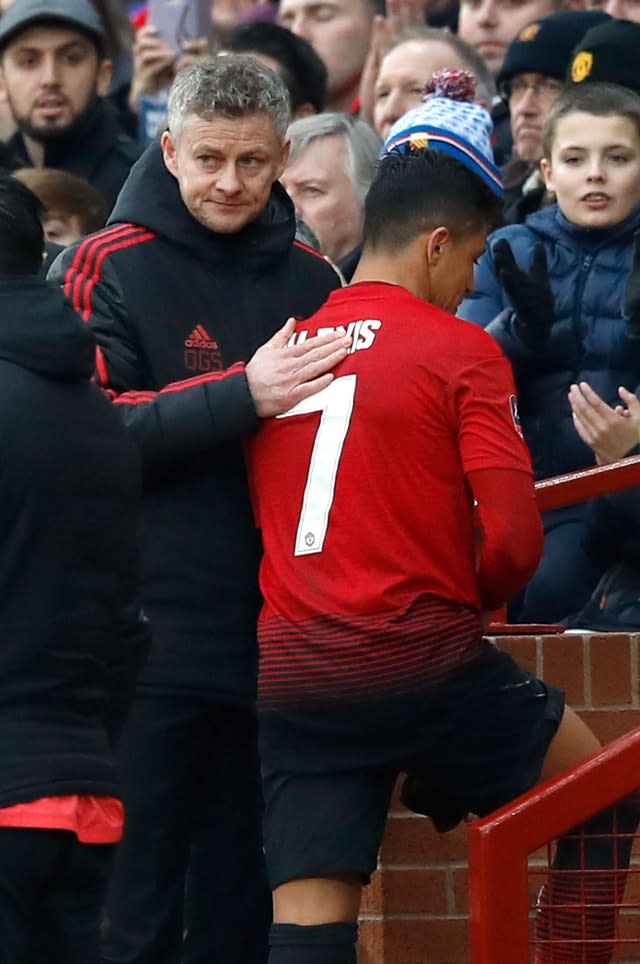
<box><xmin>381</xmin><ymin>69</ymin><xmax>503</xmax><ymax>198</ymax></box>
<box><xmin>570</xmin><ymin>19</ymin><xmax>640</xmax><ymax>95</ymax></box>
<box><xmin>497</xmin><ymin>10</ymin><xmax>610</xmax><ymax>97</ymax></box>
<box><xmin>0</xmin><ymin>0</ymin><xmax>105</xmax><ymax>54</ymax></box>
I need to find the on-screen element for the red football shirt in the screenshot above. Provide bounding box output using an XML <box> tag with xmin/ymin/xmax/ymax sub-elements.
<box><xmin>247</xmin><ymin>282</ymin><xmax>533</xmax><ymax>704</ymax></box>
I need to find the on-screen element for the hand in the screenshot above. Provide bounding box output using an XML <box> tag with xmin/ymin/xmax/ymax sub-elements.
<box><xmin>492</xmin><ymin>239</ymin><xmax>555</xmax><ymax>349</ymax></box>
<box><xmin>246</xmin><ymin>317</ymin><xmax>351</xmax><ymax>418</ymax></box>
<box><xmin>128</xmin><ymin>25</ymin><xmax>176</xmax><ymax>113</ymax></box>
<box><xmin>175</xmin><ymin>38</ymin><xmax>210</xmax><ymax>75</ymax></box>
<box><xmin>358</xmin><ymin>0</ymin><xmax>427</xmax><ymax>126</ymax></box>
<box><xmin>625</xmin><ymin>231</ymin><xmax>640</xmax><ymax>338</ymax></box>
<box><xmin>568</xmin><ymin>381</ymin><xmax>640</xmax><ymax>463</ymax></box>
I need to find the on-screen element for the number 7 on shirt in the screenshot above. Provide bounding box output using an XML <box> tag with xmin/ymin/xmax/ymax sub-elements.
<box><xmin>277</xmin><ymin>374</ymin><xmax>357</xmax><ymax>557</ymax></box>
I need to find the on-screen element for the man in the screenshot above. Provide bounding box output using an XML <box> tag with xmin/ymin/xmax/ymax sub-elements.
<box><xmin>281</xmin><ymin>113</ymin><xmax>381</xmax><ymax>273</ymax></box>
<box><xmin>0</xmin><ymin>171</ymin><xmax>147</xmax><ymax>964</ymax></box>
<box><xmin>50</xmin><ymin>54</ymin><xmax>344</xmax><ymax>964</ymax></box>
<box><xmin>278</xmin><ymin>0</ymin><xmax>385</xmax><ymax>113</ymax></box>
<box><xmin>458</xmin><ymin>0</ymin><xmax>563</xmax><ymax>75</ymax></box>
<box><xmin>0</xmin><ymin>0</ymin><xmax>141</xmax><ymax>210</ymax></box>
<box><xmin>246</xmin><ymin>138</ymin><xmax>639</xmax><ymax>964</ymax></box>
<box><xmin>226</xmin><ymin>20</ymin><xmax>328</xmax><ymax>118</ymax></box>
<box><xmin>371</xmin><ymin>27</ymin><xmax>496</xmax><ymax>141</ymax></box>
<box><xmin>496</xmin><ymin>9</ymin><xmax>610</xmax><ymax>222</ymax></box>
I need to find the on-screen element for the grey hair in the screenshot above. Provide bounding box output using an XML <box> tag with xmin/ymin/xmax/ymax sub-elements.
<box><xmin>387</xmin><ymin>27</ymin><xmax>497</xmax><ymax>108</ymax></box>
<box><xmin>167</xmin><ymin>54</ymin><xmax>291</xmax><ymax>140</ymax></box>
<box><xmin>286</xmin><ymin>113</ymin><xmax>382</xmax><ymax>208</ymax></box>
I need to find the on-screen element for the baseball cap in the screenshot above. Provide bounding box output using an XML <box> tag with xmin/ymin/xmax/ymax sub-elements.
<box><xmin>0</xmin><ymin>0</ymin><xmax>105</xmax><ymax>54</ymax></box>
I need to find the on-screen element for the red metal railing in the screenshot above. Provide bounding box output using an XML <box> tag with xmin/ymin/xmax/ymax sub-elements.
<box><xmin>470</xmin><ymin>456</ymin><xmax>640</xmax><ymax>962</ymax></box>
<box><xmin>468</xmin><ymin>729</ymin><xmax>640</xmax><ymax>963</ymax></box>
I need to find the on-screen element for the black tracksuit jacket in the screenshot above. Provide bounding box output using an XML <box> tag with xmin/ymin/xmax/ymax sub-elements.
<box><xmin>50</xmin><ymin>140</ymin><xmax>342</xmax><ymax>704</ymax></box>
<box><xmin>0</xmin><ymin>279</ymin><xmax>146</xmax><ymax>807</ymax></box>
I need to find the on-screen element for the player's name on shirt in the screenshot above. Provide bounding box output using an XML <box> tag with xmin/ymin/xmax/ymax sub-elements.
<box><xmin>288</xmin><ymin>319</ymin><xmax>382</xmax><ymax>354</ymax></box>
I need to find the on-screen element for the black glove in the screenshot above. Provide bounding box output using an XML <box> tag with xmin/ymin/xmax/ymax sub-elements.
<box><xmin>625</xmin><ymin>231</ymin><xmax>640</xmax><ymax>339</ymax></box>
<box><xmin>493</xmin><ymin>238</ymin><xmax>555</xmax><ymax>349</ymax></box>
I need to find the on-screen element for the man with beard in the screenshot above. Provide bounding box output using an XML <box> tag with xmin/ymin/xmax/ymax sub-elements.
<box><xmin>0</xmin><ymin>0</ymin><xmax>141</xmax><ymax>211</ymax></box>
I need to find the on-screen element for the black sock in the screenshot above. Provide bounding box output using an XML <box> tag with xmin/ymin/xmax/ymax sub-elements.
<box><xmin>268</xmin><ymin>922</ymin><xmax>358</xmax><ymax>963</ymax></box>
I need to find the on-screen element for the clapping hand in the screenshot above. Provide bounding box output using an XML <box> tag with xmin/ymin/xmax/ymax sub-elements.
<box><xmin>569</xmin><ymin>381</ymin><xmax>640</xmax><ymax>464</ymax></box>
<box><xmin>493</xmin><ymin>239</ymin><xmax>555</xmax><ymax>349</ymax></box>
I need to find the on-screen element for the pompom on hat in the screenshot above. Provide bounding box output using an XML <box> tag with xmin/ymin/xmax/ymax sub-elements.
<box><xmin>380</xmin><ymin>69</ymin><xmax>503</xmax><ymax>199</ymax></box>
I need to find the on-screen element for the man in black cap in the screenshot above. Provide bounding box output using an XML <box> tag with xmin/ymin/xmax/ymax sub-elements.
<box><xmin>497</xmin><ymin>8</ymin><xmax>610</xmax><ymax>222</ymax></box>
<box><xmin>570</xmin><ymin>18</ymin><xmax>640</xmax><ymax>94</ymax></box>
<box><xmin>0</xmin><ymin>0</ymin><xmax>141</xmax><ymax>210</ymax></box>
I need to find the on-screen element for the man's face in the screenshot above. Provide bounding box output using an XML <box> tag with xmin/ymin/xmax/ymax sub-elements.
<box><xmin>541</xmin><ymin>112</ymin><xmax>640</xmax><ymax>229</ymax></box>
<box><xmin>162</xmin><ymin>112</ymin><xmax>290</xmax><ymax>234</ymax></box>
<box><xmin>373</xmin><ymin>40</ymin><xmax>465</xmax><ymax>140</ymax></box>
<box><xmin>587</xmin><ymin>0</ymin><xmax>640</xmax><ymax>19</ymax></box>
<box><xmin>458</xmin><ymin>0</ymin><xmax>555</xmax><ymax>74</ymax></box>
<box><xmin>281</xmin><ymin>133</ymin><xmax>364</xmax><ymax>262</ymax></box>
<box><xmin>278</xmin><ymin>0</ymin><xmax>374</xmax><ymax>105</ymax></box>
<box><xmin>0</xmin><ymin>26</ymin><xmax>110</xmax><ymax>140</ymax></box>
<box><xmin>509</xmin><ymin>72</ymin><xmax>564</xmax><ymax>163</ymax></box>
<box><xmin>428</xmin><ymin>226</ymin><xmax>488</xmax><ymax>313</ymax></box>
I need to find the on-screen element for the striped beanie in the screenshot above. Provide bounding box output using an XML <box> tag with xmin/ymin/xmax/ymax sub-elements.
<box><xmin>381</xmin><ymin>69</ymin><xmax>503</xmax><ymax>198</ymax></box>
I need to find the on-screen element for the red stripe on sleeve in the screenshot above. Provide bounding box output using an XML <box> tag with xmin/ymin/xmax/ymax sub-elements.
<box><xmin>64</xmin><ymin>224</ymin><xmax>140</xmax><ymax>313</ymax></box>
<box><xmin>113</xmin><ymin>363</ymin><xmax>247</xmax><ymax>406</ymax></box>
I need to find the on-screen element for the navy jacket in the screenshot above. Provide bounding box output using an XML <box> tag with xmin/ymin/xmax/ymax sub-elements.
<box><xmin>459</xmin><ymin>203</ymin><xmax>640</xmax><ymax>481</ymax></box>
<box><xmin>0</xmin><ymin>279</ymin><xmax>145</xmax><ymax>806</ymax></box>
<box><xmin>50</xmin><ymin>140</ymin><xmax>342</xmax><ymax>702</ymax></box>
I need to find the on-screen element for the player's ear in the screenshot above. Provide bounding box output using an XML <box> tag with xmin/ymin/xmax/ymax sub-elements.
<box><xmin>426</xmin><ymin>226</ymin><xmax>450</xmax><ymax>265</ymax></box>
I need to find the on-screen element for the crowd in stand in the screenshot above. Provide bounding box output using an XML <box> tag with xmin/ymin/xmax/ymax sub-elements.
<box><xmin>2</xmin><ymin>0</ymin><xmax>640</xmax><ymax>962</ymax></box>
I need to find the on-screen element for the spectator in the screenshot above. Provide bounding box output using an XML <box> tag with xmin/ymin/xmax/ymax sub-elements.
<box><xmin>458</xmin><ymin>0</ymin><xmax>565</xmax><ymax>76</ymax></box>
<box><xmin>246</xmin><ymin>129</ymin><xmax>638</xmax><ymax>964</ymax></box>
<box><xmin>281</xmin><ymin>113</ymin><xmax>381</xmax><ymax>272</ymax></box>
<box><xmin>496</xmin><ymin>9</ymin><xmax>610</xmax><ymax>223</ymax></box>
<box><xmin>0</xmin><ymin>171</ymin><xmax>147</xmax><ymax>964</ymax></box>
<box><xmin>371</xmin><ymin>27</ymin><xmax>496</xmax><ymax>140</ymax></box>
<box><xmin>225</xmin><ymin>20</ymin><xmax>327</xmax><ymax>117</ymax></box>
<box><xmin>14</xmin><ymin>166</ymin><xmax>108</xmax><ymax>244</ymax></box>
<box><xmin>278</xmin><ymin>0</ymin><xmax>386</xmax><ymax>113</ymax></box>
<box><xmin>458</xmin><ymin>82</ymin><xmax>640</xmax><ymax>624</ymax></box>
<box><xmin>0</xmin><ymin>0</ymin><xmax>141</xmax><ymax>209</ymax></box>
<box><xmin>50</xmin><ymin>54</ymin><xmax>345</xmax><ymax>964</ymax></box>
<box><xmin>567</xmin><ymin>380</ymin><xmax>640</xmax><ymax>630</ymax></box>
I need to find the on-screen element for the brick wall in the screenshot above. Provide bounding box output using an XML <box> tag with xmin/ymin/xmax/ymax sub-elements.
<box><xmin>358</xmin><ymin>631</ymin><xmax>640</xmax><ymax>964</ymax></box>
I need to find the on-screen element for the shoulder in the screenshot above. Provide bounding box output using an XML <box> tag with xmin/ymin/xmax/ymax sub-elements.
<box><xmin>291</xmin><ymin>240</ymin><xmax>345</xmax><ymax>286</ymax></box>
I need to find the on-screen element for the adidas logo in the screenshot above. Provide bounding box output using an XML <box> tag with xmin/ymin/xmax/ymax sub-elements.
<box><xmin>185</xmin><ymin>324</ymin><xmax>218</xmax><ymax>350</ymax></box>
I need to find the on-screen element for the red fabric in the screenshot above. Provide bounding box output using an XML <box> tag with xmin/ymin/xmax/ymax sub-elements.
<box><xmin>468</xmin><ymin>467</ymin><xmax>543</xmax><ymax>611</ymax></box>
<box><xmin>248</xmin><ymin>281</ymin><xmax>535</xmax><ymax>633</ymax></box>
<box><xmin>0</xmin><ymin>796</ymin><xmax>124</xmax><ymax>844</ymax></box>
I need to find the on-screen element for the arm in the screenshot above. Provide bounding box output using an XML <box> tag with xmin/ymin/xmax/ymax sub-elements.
<box><xmin>451</xmin><ymin>338</ymin><xmax>543</xmax><ymax>610</ymax></box>
<box><xmin>468</xmin><ymin>467</ymin><xmax>543</xmax><ymax>612</ymax></box>
<box><xmin>49</xmin><ymin>247</ymin><xmax>350</xmax><ymax>467</ymax></box>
